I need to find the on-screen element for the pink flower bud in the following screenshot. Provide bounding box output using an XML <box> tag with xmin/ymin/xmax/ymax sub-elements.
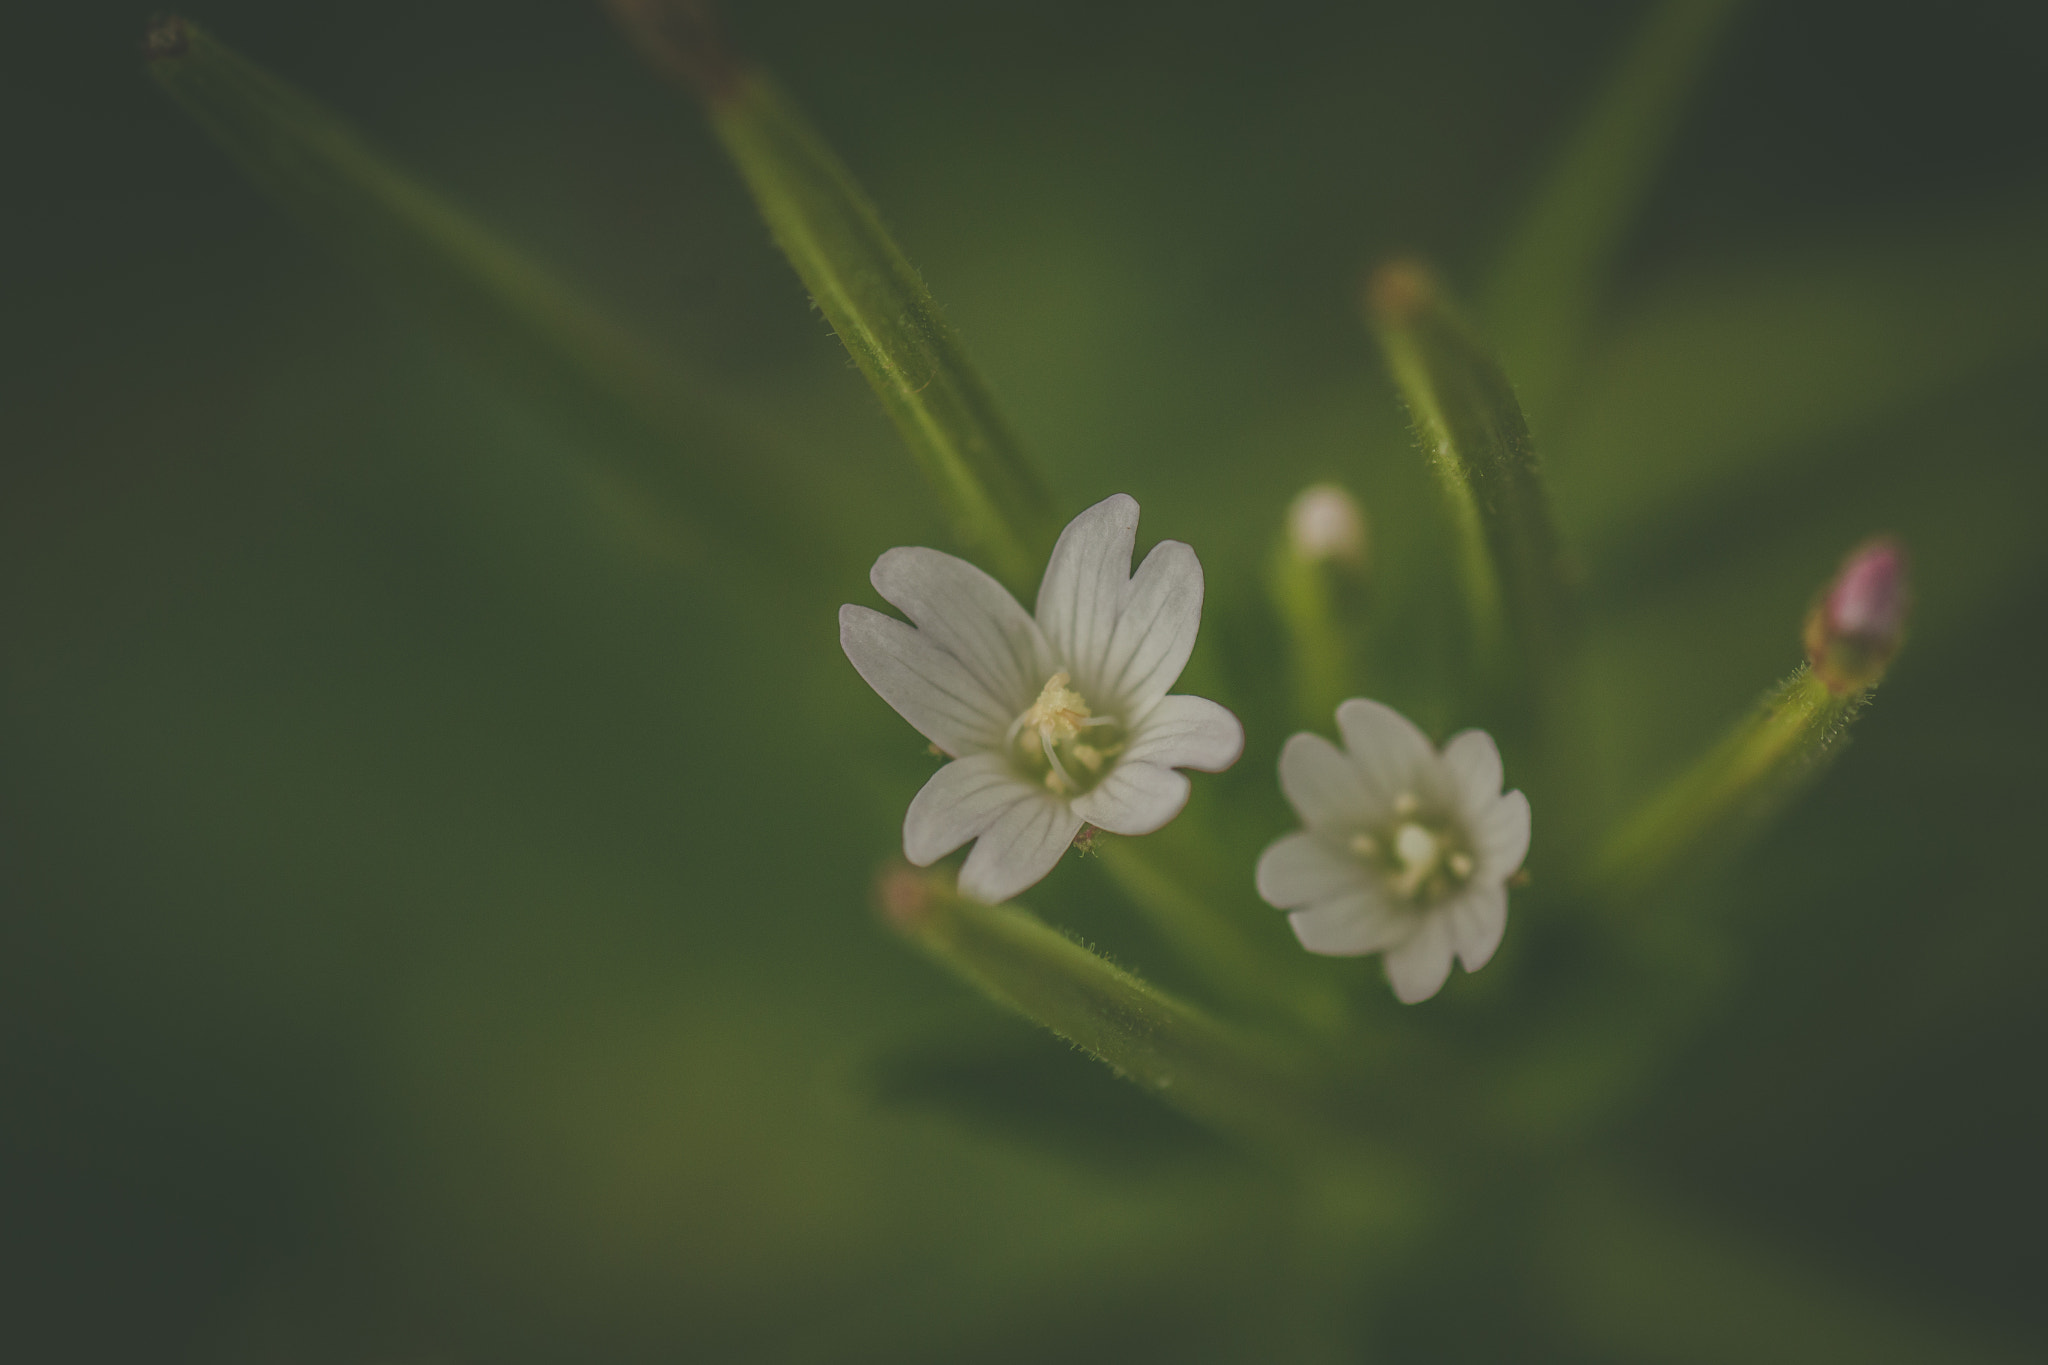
<box><xmin>1804</xmin><ymin>537</ymin><xmax>1909</xmax><ymax>693</ymax></box>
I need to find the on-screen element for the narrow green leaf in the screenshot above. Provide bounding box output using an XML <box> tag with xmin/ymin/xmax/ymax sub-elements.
<box><xmin>1367</xmin><ymin>261</ymin><xmax>1577</xmax><ymax>715</ymax></box>
<box><xmin>876</xmin><ymin>866</ymin><xmax>1345</xmax><ymax>1154</ymax></box>
<box><xmin>1485</xmin><ymin>0</ymin><xmax>1749</xmax><ymax>429</ymax></box>
<box><xmin>608</xmin><ymin>0</ymin><xmax>1059</xmax><ymax>590</ymax></box>
<box><xmin>146</xmin><ymin>16</ymin><xmax>839</xmax><ymax>585</ymax></box>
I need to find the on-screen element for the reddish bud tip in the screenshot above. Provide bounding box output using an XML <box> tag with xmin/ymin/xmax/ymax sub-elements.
<box><xmin>604</xmin><ymin>0</ymin><xmax>745</xmax><ymax>105</ymax></box>
<box><xmin>144</xmin><ymin>14</ymin><xmax>190</xmax><ymax>61</ymax></box>
<box><xmin>1366</xmin><ymin>258</ymin><xmax>1436</xmax><ymax>326</ymax></box>
<box><xmin>1805</xmin><ymin>536</ymin><xmax>1910</xmax><ymax>693</ymax></box>
<box><xmin>874</xmin><ymin>863</ymin><xmax>936</xmax><ymax>932</ymax></box>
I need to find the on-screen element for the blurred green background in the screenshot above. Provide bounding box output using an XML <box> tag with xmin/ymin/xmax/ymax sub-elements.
<box><xmin>6</xmin><ymin>1</ymin><xmax>2048</xmax><ymax>1360</ymax></box>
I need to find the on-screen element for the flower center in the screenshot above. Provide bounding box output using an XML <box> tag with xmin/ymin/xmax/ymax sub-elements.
<box><xmin>1007</xmin><ymin>672</ymin><xmax>1125</xmax><ymax>795</ymax></box>
<box><xmin>1348</xmin><ymin>793</ymin><xmax>1474</xmax><ymax>905</ymax></box>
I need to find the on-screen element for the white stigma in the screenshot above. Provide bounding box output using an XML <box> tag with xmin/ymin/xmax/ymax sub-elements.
<box><xmin>1008</xmin><ymin>672</ymin><xmax>1120</xmax><ymax>795</ymax></box>
<box><xmin>1363</xmin><ymin>808</ymin><xmax>1476</xmax><ymax>905</ymax></box>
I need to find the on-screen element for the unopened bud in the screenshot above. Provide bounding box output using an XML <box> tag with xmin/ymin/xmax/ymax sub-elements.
<box><xmin>874</xmin><ymin>862</ymin><xmax>936</xmax><ymax>932</ymax></box>
<box><xmin>1286</xmin><ymin>483</ymin><xmax>1368</xmax><ymax>567</ymax></box>
<box><xmin>144</xmin><ymin>14</ymin><xmax>191</xmax><ymax>61</ymax></box>
<box><xmin>1804</xmin><ymin>536</ymin><xmax>1909</xmax><ymax>693</ymax></box>
<box><xmin>1365</xmin><ymin>257</ymin><xmax>1436</xmax><ymax>326</ymax></box>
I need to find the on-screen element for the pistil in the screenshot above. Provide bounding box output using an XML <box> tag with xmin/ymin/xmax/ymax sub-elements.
<box><xmin>1008</xmin><ymin>672</ymin><xmax>1123</xmax><ymax>794</ymax></box>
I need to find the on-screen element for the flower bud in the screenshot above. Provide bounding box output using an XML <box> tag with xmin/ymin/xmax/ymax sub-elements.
<box><xmin>874</xmin><ymin>863</ymin><xmax>936</xmax><ymax>931</ymax></box>
<box><xmin>1285</xmin><ymin>483</ymin><xmax>1368</xmax><ymax>567</ymax></box>
<box><xmin>1804</xmin><ymin>536</ymin><xmax>1909</xmax><ymax>694</ymax></box>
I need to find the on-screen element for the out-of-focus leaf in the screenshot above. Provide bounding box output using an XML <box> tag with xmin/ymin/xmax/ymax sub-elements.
<box><xmin>1554</xmin><ymin>207</ymin><xmax>2048</xmax><ymax>555</ymax></box>
<box><xmin>1486</xmin><ymin>0</ymin><xmax>1750</xmax><ymax>429</ymax></box>
<box><xmin>867</xmin><ymin>1022</ymin><xmax>1230</xmax><ymax>1170</ymax></box>
<box><xmin>1368</xmin><ymin>261</ymin><xmax>1577</xmax><ymax>729</ymax></box>
<box><xmin>146</xmin><ymin>16</ymin><xmax>843</xmax><ymax>588</ymax></box>
<box><xmin>1541</xmin><ymin>1176</ymin><xmax>2042</xmax><ymax>1365</ymax></box>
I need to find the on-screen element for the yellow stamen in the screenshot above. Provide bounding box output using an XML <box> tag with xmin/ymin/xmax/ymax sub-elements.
<box><xmin>1020</xmin><ymin>671</ymin><xmax>1091</xmax><ymax>743</ymax></box>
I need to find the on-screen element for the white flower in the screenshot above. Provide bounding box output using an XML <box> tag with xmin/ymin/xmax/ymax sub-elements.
<box><xmin>840</xmin><ymin>494</ymin><xmax>1245</xmax><ymax>904</ymax></box>
<box><xmin>1255</xmin><ymin>699</ymin><xmax>1530</xmax><ymax>1003</ymax></box>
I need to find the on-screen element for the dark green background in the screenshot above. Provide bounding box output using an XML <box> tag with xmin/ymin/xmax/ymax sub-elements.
<box><xmin>6</xmin><ymin>2</ymin><xmax>2047</xmax><ymax>1360</ymax></box>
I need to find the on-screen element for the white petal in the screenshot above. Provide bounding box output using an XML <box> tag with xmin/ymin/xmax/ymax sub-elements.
<box><xmin>1441</xmin><ymin>729</ymin><xmax>1504</xmax><ymax>805</ymax></box>
<box><xmin>1035</xmin><ymin>494</ymin><xmax>1139</xmax><ymax>679</ymax></box>
<box><xmin>839</xmin><ymin>605</ymin><xmax>1009</xmax><ymax>756</ymax></box>
<box><xmin>871</xmin><ymin>546</ymin><xmax>1049</xmax><ymax>715</ymax></box>
<box><xmin>1473</xmin><ymin>789</ymin><xmax>1531</xmax><ymax>878</ymax></box>
<box><xmin>1277</xmin><ymin>731</ymin><xmax>1379</xmax><ymax>830</ymax></box>
<box><xmin>1382</xmin><ymin>916</ymin><xmax>1456</xmax><ymax>1004</ymax></box>
<box><xmin>1122</xmin><ymin>695</ymin><xmax>1243</xmax><ymax>773</ymax></box>
<box><xmin>957</xmin><ymin>794</ymin><xmax>1085</xmax><ymax>903</ymax></box>
<box><xmin>1255</xmin><ymin>831</ymin><xmax>1370</xmax><ymax>909</ymax></box>
<box><xmin>1288</xmin><ymin>893</ymin><xmax>1412</xmax><ymax>957</ymax></box>
<box><xmin>1335</xmin><ymin>698</ymin><xmax>1439</xmax><ymax>806</ymax></box>
<box><xmin>1068</xmin><ymin>762</ymin><xmax>1189</xmax><ymax>836</ymax></box>
<box><xmin>903</xmin><ymin>754</ymin><xmax>1035</xmax><ymax>866</ymax></box>
<box><xmin>1096</xmin><ymin>540</ymin><xmax>1202</xmax><ymax>716</ymax></box>
<box><xmin>1445</xmin><ymin>882</ymin><xmax>1508</xmax><ymax>973</ymax></box>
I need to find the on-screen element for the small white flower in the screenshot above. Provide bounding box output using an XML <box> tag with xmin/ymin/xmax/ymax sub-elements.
<box><xmin>841</xmin><ymin>495</ymin><xmax>1245</xmax><ymax>903</ymax></box>
<box><xmin>1255</xmin><ymin>699</ymin><xmax>1530</xmax><ymax>1003</ymax></box>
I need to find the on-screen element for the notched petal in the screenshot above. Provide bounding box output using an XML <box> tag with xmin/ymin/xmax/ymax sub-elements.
<box><xmin>1069</xmin><ymin>761</ymin><xmax>1190</xmax><ymax>836</ymax></box>
<box><xmin>1442</xmin><ymin>729</ymin><xmax>1504</xmax><ymax>805</ymax></box>
<box><xmin>1382</xmin><ymin>919</ymin><xmax>1455</xmax><ymax>1003</ymax></box>
<box><xmin>870</xmin><ymin>546</ymin><xmax>1049</xmax><ymax>714</ymax></box>
<box><xmin>1336</xmin><ymin>697</ymin><xmax>1439</xmax><ymax>805</ymax></box>
<box><xmin>903</xmin><ymin>754</ymin><xmax>1034</xmax><ymax>866</ymax></box>
<box><xmin>1277</xmin><ymin>731</ymin><xmax>1378</xmax><ymax>829</ymax></box>
<box><xmin>1255</xmin><ymin>831</ymin><xmax>1370</xmax><ymax>909</ymax></box>
<box><xmin>1475</xmin><ymin>789</ymin><xmax>1531</xmax><ymax>877</ymax></box>
<box><xmin>840</xmin><ymin>605</ymin><xmax>1010</xmax><ymax>755</ymax></box>
<box><xmin>1035</xmin><ymin>494</ymin><xmax>1139</xmax><ymax>677</ymax></box>
<box><xmin>1098</xmin><ymin>539</ymin><xmax>1202</xmax><ymax>714</ymax></box>
<box><xmin>1447</xmin><ymin>883</ymin><xmax>1508</xmax><ymax>973</ymax></box>
<box><xmin>1288</xmin><ymin>894</ymin><xmax>1412</xmax><ymax>957</ymax></box>
<box><xmin>957</xmin><ymin>794</ymin><xmax>1085</xmax><ymax>903</ymax></box>
<box><xmin>1123</xmin><ymin>695</ymin><xmax>1243</xmax><ymax>773</ymax></box>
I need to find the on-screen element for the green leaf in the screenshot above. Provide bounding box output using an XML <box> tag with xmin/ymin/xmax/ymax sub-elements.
<box><xmin>608</xmin><ymin>1</ymin><xmax>1059</xmax><ymax>590</ymax></box>
<box><xmin>1484</xmin><ymin>0</ymin><xmax>1750</xmax><ymax>430</ymax></box>
<box><xmin>1367</xmin><ymin>261</ymin><xmax>1577</xmax><ymax>724</ymax></box>
<box><xmin>146</xmin><ymin>17</ymin><xmax>840</xmax><ymax>586</ymax></box>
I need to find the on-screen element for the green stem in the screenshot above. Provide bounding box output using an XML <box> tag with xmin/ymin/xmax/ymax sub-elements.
<box><xmin>1591</xmin><ymin>666</ymin><xmax>1867</xmax><ymax>903</ymax></box>
<box><xmin>879</xmin><ymin>867</ymin><xmax>1345</xmax><ymax>1153</ymax></box>
<box><xmin>1097</xmin><ymin>840</ymin><xmax>1348</xmax><ymax>1036</ymax></box>
<box><xmin>1367</xmin><ymin>262</ymin><xmax>1577</xmax><ymax>722</ymax></box>
<box><xmin>1267</xmin><ymin>543</ymin><xmax>1354</xmax><ymax>729</ymax></box>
